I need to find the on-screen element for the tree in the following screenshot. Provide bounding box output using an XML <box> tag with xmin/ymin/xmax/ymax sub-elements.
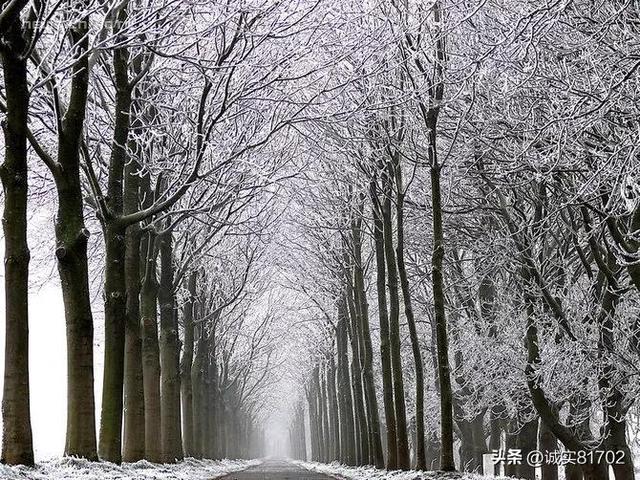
<box><xmin>0</xmin><ymin>0</ymin><xmax>35</xmax><ymax>465</ymax></box>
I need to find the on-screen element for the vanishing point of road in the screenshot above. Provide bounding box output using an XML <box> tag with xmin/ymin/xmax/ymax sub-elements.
<box><xmin>217</xmin><ymin>458</ymin><xmax>339</xmax><ymax>480</ymax></box>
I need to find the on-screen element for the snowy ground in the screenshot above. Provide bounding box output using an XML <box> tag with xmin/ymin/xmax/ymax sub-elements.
<box><xmin>0</xmin><ymin>457</ymin><xmax>260</xmax><ymax>480</ymax></box>
<box><xmin>295</xmin><ymin>460</ymin><xmax>515</xmax><ymax>480</ymax></box>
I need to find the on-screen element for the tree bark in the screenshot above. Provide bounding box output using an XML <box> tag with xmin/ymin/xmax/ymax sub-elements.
<box><xmin>430</xmin><ymin>163</ymin><xmax>455</xmax><ymax>471</ymax></box>
<box><xmin>141</xmin><ymin>230</ymin><xmax>162</xmax><ymax>462</ymax></box>
<box><xmin>206</xmin><ymin>329</ymin><xmax>218</xmax><ymax>459</ymax></box>
<box><xmin>99</xmin><ymin>38</ymin><xmax>133</xmax><ymax>462</ymax></box>
<box><xmin>181</xmin><ymin>271</ymin><xmax>197</xmax><ymax>457</ymax></box>
<box><xmin>122</xmin><ymin>159</ymin><xmax>145</xmax><ymax>462</ymax></box>
<box><xmin>382</xmin><ymin>159</ymin><xmax>410</xmax><ymax>470</ymax></box>
<box><xmin>539</xmin><ymin>418</ymin><xmax>558</xmax><ymax>480</ymax></box>
<box><xmin>320</xmin><ymin>366</ymin><xmax>331</xmax><ymax>462</ymax></box>
<box><xmin>191</xmin><ymin>320</ymin><xmax>205</xmax><ymax>458</ymax></box>
<box><xmin>327</xmin><ymin>354</ymin><xmax>341</xmax><ymax>460</ymax></box>
<box><xmin>341</xmin><ymin>291</ymin><xmax>360</xmax><ymax>465</ymax></box>
<box><xmin>159</xmin><ymin>231</ymin><xmax>183</xmax><ymax>462</ymax></box>
<box><xmin>394</xmin><ymin>160</ymin><xmax>426</xmax><ymax>470</ymax></box>
<box><xmin>370</xmin><ymin>175</ymin><xmax>398</xmax><ymax>470</ymax></box>
<box><xmin>0</xmin><ymin>29</ymin><xmax>34</xmax><ymax>466</ymax></box>
<box><xmin>352</xmin><ymin>208</ymin><xmax>385</xmax><ymax>468</ymax></box>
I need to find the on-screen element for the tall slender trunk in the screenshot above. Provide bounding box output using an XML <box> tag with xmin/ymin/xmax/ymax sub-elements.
<box><xmin>191</xmin><ymin>321</ymin><xmax>205</xmax><ymax>458</ymax></box>
<box><xmin>0</xmin><ymin>37</ymin><xmax>34</xmax><ymax>467</ymax></box>
<box><xmin>340</xmin><ymin>292</ymin><xmax>359</xmax><ymax>465</ymax></box>
<box><xmin>159</xmin><ymin>231</ymin><xmax>183</xmax><ymax>462</ymax></box>
<box><xmin>200</xmin><ymin>347</ymin><xmax>210</xmax><ymax>458</ymax></box>
<box><xmin>370</xmin><ymin>175</ymin><xmax>398</xmax><ymax>469</ymax></box>
<box><xmin>307</xmin><ymin>381</ymin><xmax>319</xmax><ymax>461</ymax></box>
<box><xmin>122</xmin><ymin>159</ymin><xmax>145</xmax><ymax>461</ymax></box>
<box><xmin>299</xmin><ymin>405</ymin><xmax>307</xmax><ymax>460</ymax></box>
<box><xmin>99</xmin><ymin>39</ymin><xmax>133</xmax><ymax>462</ymax></box>
<box><xmin>344</xmin><ymin>243</ymin><xmax>369</xmax><ymax>465</ymax></box>
<box><xmin>327</xmin><ymin>354</ymin><xmax>341</xmax><ymax>460</ymax></box>
<box><xmin>141</xmin><ymin>231</ymin><xmax>162</xmax><ymax>462</ymax></box>
<box><xmin>320</xmin><ymin>367</ymin><xmax>331</xmax><ymax>462</ymax></box>
<box><xmin>206</xmin><ymin>330</ymin><xmax>218</xmax><ymax>459</ymax></box>
<box><xmin>394</xmin><ymin>161</ymin><xmax>426</xmax><ymax>470</ymax></box>
<box><xmin>430</xmin><ymin>162</ymin><xmax>455</xmax><ymax>471</ymax></box>
<box><xmin>352</xmin><ymin>210</ymin><xmax>384</xmax><ymax>468</ymax></box>
<box><xmin>382</xmin><ymin>160</ymin><xmax>409</xmax><ymax>469</ymax></box>
<box><xmin>181</xmin><ymin>271</ymin><xmax>197</xmax><ymax>457</ymax></box>
<box><xmin>100</xmin><ymin>220</ymin><xmax>128</xmax><ymax>463</ymax></box>
<box><xmin>539</xmin><ymin>418</ymin><xmax>558</xmax><ymax>480</ymax></box>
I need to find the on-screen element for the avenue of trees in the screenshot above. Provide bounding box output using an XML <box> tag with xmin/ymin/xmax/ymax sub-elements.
<box><xmin>282</xmin><ymin>2</ymin><xmax>640</xmax><ymax>480</ymax></box>
<box><xmin>1</xmin><ymin>1</ymin><xmax>640</xmax><ymax>480</ymax></box>
<box><xmin>0</xmin><ymin>0</ymin><xmax>319</xmax><ymax>467</ymax></box>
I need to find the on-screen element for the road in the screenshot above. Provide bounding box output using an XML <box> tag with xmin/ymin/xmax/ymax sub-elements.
<box><xmin>216</xmin><ymin>458</ymin><xmax>340</xmax><ymax>480</ymax></box>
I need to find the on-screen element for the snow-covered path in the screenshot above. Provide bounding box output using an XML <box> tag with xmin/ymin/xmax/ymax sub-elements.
<box><xmin>217</xmin><ymin>458</ymin><xmax>336</xmax><ymax>479</ymax></box>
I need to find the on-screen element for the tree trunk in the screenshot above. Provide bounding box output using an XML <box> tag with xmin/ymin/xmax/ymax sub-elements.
<box><xmin>607</xmin><ymin>416</ymin><xmax>635</xmax><ymax>480</ymax></box>
<box><xmin>430</xmin><ymin>163</ymin><xmax>455</xmax><ymax>471</ymax></box>
<box><xmin>191</xmin><ymin>321</ymin><xmax>205</xmax><ymax>458</ymax></box>
<box><xmin>382</xmin><ymin>160</ymin><xmax>410</xmax><ymax>470</ymax></box>
<box><xmin>159</xmin><ymin>231</ymin><xmax>183</xmax><ymax>462</ymax></box>
<box><xmin>320</xmin><ymin>367</ymin><xmax>331</xmax><ymax>462</ymax></box>
<box><xmin>352</xmin><ymin>210</ymin><xmax>384</xmax><ymax>468</ymax></box>
<box><xmin>99</xmin><ymin>41</ymin><xmax>133</xmax><ymax>463</ymax></box>
<box><xmin>307</xmin><ymin>382</ymin><xmax>319</xmax><ymax>461</ymax></box>
<box><xmin>338</xmin><ymin>288</ymin><xmax>362</xmax><ymax>465</ymax></box>
<box><xmin>206</xmin><ymin>331</ymin><xmax>218</xmax><ymax>459</ymax></box>
<box><xmin>539</xmin><ymin>418</ymin><xmax>558</xmax><ymax>480</ymax></box>
<box><xmin>99</xmin><ymin>222</ymin><xmax>128</xmax><ymax>463</ymax></box>
<box><xmin>0</xmin><ymin>39</ymin><xmax>34</xmax><ymax>466</ymax></box>
<box><xmin>339</xmin><ymin>294</ymin><xmax>358</xmax><ymax>465</ymax></box>
<box><xmin>370</xmin><ymin>176</ymin><xmax>398</xmax><ymax>470</ymax></box>
<box><xmin>327</xmin><ymin>355</ymin><xmax>341</xmax><ymax>461</ymax></box>
<box><xmin>394</xmin><ymin>161</ymin><xmax>426</xmax><ymax>470</ymax></box>
<box><xmin>141</xmin><ymin>231</ymin><xmax>162</xmax><ymax>462</ymax></box>
<box><xmin>122</xmin><ymin>160</ymin><xmax>145</xmax><ymax>462</ymax></box>
<box><xmin>181</xmin><ymin>271</ymin><xmax>197</xmax><ymax>457</ymax></box>
<box><xmin>515</xmin><ymin>416</ymin><xmax>539</xmax><ymax>480</ymax></box>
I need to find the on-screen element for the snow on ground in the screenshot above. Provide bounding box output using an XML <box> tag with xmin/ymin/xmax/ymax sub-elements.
<box><xmin>294</xmin><ymin>460</ymin><xmax>515</xmax><ymax>480</ymax></box>
<box><xmin>0</xmin><ymin>457</ymin><xmax>260</xmax><ymax>480</ymax></box>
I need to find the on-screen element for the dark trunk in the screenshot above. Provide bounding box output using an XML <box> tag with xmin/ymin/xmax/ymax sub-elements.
<box><xmin>99</xmin><ymin>39</ymin><xmax>133</xmax><ymax>462</ymax></box>
<box><xmin>539</xmin><ymin>418</ymin><xmax>558</xmax><ymax>480</ymax></box>
<box><xmin>99</xmin><ymin>222</ymin><xmax>128</xmax><ymax>463</ymax></box>
<box><xmin>336</xmin><ymin>299</ymin><xmax>358</xmax><ymax>465</ymax></box>
<box><xmin>327</xmin><ymin>355</ymin><xmax>340</xmax><ymax>461</ymax></box>
<box><xmin>181</xmin><ymin>271</ymin><xmax>197</xmax><ymax>457</ymax></box>
<box><xmin>159</xmin><ymin>231</ymin><xmax>183</xmax><ymax>462</ymax></box>
<box><xmin>382</xmin><ymin>160</ymin><xmax>410</xmax><ymax>470</ymax></box>
<box><xmin>320</xmin><ymin>367</ymin><xmax>331</xmax><ymax>462</ymax></box>
<box><xmin>342</xmin><ymin>289</ymin><xmax>362</xmax><ymax>465</ymax></box>
<box><xmin>0</xmin><ymin>36</ymin><xmax>34</xmax><ymax>466</ymax></box>
<box><xmin>206</xmin><ymin>330</ymin><xmax>218</xmax><ymax>459</ymax></box>
<box><xmin>122</xmin><ymin>160</ymin><xmax>145</xmax><ymax>462</ymax></box>
<box><xmin>394</xmin><ymin>161</ymin><xmax>426</xmax><ymax>470</ymax></box>
<box><xmin>516</xmin><ymin>416</ymin><xmax>539</xmax><ymax>480</ymax></box>
<box><xmin>141</xmin><ymin>231</ymin><xmax>162</xmax><ymax>462</ymax></box>
<box><xmin>430</xmin><ymin>163</ymin><xmax>455</xmax><ymax>471</ymax></box>
<box><xmin>370</xmin><ymin>176</ymin><xmax>398</xmax><ymax>470</ymax></box>
<box><xmin>191</xmin><ymin>320</ymin><xmax>205</xmax><ymax>458</ymax></box>
<box><xmin>352</xmin><ymin>210</ymin><xmax>384</xmax><ymax>468</ymax></box>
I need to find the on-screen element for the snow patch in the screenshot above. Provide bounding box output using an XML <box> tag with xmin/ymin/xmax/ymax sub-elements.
<box><xmin>0</xmin><ymin>457</ymin><xmax>260</xmax><ymax>480</ymax></box>
<box><xmin>294</xmin><ymin>460</ymin><xmax>515</xmax><ymax>480</ymax></box>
